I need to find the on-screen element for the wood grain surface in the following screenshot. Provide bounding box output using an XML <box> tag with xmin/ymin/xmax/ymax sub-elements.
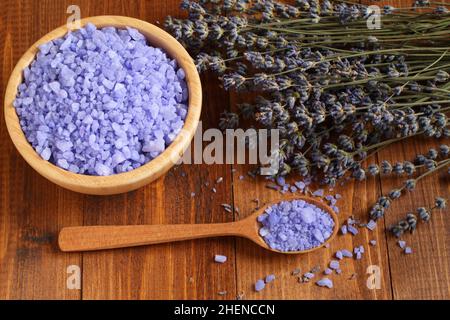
<box><xmin>0</xmin><ymin>0</ymin><xmax>448</xmax><ymax>300</ymax></box>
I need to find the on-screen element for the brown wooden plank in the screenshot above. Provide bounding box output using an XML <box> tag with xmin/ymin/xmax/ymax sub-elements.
<box><xmin>377</xmin><ymin>137</ymin><xmax>450</xmax><ymax>299</ymax></box>
<box><xmin>360</xmin><ymin>0</ymin><xmax>450</xmax><ymax>300</ymax></box>
<box><xmin>0</xmin><ymin>0</ymin><xmax>83</xmax><ymax>299</ymax></box>
<box><xmin>76</xmin><ymin>0</ymin><xmax>236</xmax><ymax>299</ymax></box>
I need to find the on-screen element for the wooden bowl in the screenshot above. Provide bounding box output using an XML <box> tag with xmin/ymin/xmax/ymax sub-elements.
<box><xmin>4</xmin><ymin>16</ymin><xmax>202</xmax><ymax>195</ymax></box>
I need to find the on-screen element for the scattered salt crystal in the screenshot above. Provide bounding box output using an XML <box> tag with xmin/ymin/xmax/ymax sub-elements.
<box><xmin>255</xmin><ymin>279</ymin><xmax>265</xmax><ymax>292</ymax></box>
<box><xmin>190</xmin><ymin>192</ymin><xmax>196</xmax><ymax>198</ymax></box>
<box><xmin>335</xmin><ymin>250</ymin><xmax>343</xmax><ymax>260</ymax></box>
<box><xmin>369</xmin><ymin>240</ymin><xmax>377</xmax><ymax>246</ymax></box>
<box><xmin>404</xmin><ymin>247</ymin><xmax>412</xmax><ymax>254</ymax></box>
<box><xmin>214</xmin><ymin>255</ymin><xmax>227</xmax><ymax>263</ymax></box>
<box><xmin>366</xmin><ymin>220</ymin><xmax>377</xmax><ymax>231</ymax></box>
<box><xmin>276</xmin><ymin>176</ymin><xmax>286</xmax><ymax>187</ymax></box>
<box><xmin>265</xmin><ymin>274</ymin><xmax>276</xmax><ymax>283</ymax></box>
<box><xmin>324</xmin><ymin>268</ymin><xmax>333</xmax><ymax>275</ymax></box>
<box><xmin>303</xmin><ymin>272</ymin><xmax>315</xmax><ymax>279</ymax></box>
<box><xmin>316</xmin><ymin>278</ymin><xmax>333</xmax><ymax>289</ymax></box>
<box><xmin>294</xmin><ymin>181</ymin><xmax>306</xmax><ymax>190</ymax></box>
<box><xmin>341</xmin><ymin>249</ymin><xmax>353</xmax><ymax>258</ymax></box>
<box><xmin>341</xmin><ymin>225</ymin><xmax>348</xmax><ymax>235</ymax></box>
<box><xmin>312</xmin><ymin>189</ymin><xmax>324</xmax><ymax>197</ymax></box>
<box><xmin>347</xmin><ymin>225</ymin><xmax>359</xmax><ymax>236</ymax></box>
<box><xmin>329</xmin><ymin>260</ymin><xmax>340</xmax><ymax>270</ymax></box>
<box><xmin>398</xmin><ymin>240</ymin><xmax>406</xmax><ymax>249</ymax></box>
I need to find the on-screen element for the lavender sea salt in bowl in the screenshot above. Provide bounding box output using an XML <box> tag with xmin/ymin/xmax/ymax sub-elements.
<box><xmin>4</xmin><ymin>16</ymin><xmax>202</xmax><ymax>195</ymax></box>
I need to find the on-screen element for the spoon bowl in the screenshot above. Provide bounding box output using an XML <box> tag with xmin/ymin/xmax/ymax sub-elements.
<box><xmin>59</xmin><ymin>195</ymin><xmax>339</xmax><ymax>254</ymax></box>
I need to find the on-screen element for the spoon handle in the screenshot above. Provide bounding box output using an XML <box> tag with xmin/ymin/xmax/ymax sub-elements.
<box><xmin>58</xmin><ymin>222</ymin><xmax>246</xmax><ymax>252</ymax></box>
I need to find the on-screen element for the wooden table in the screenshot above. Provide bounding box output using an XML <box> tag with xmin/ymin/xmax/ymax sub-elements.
<box><xmin>0</xmin><ymin>0</ymin><xmax>448</xmax><ymax>300</ymax></box>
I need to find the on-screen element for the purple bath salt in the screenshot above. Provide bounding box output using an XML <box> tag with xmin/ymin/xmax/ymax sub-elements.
<box><xmin>398</xmin><ymin>240</ymin><xmax>406</xmax><ymax>249</ymax></box>
<box><xmin>265</xmin><ymin>274</ymin><xmax>276</xmax><ymax>283</ymax></box>
<box><xmin>14</xmin><ymin>23</ymin><xmax>188</xmax><ymax>175</ymax></box>
<box><xmin>324</xmin><ymin>268</ymin><xmax>333</xmax><ymax>275</ymax></box>
<box><xmin>255</xmin><ymin>279</ymin><xmax>265</xmax><ymax>292</ymax></box>
<box><xmin>404</xmin><ymin>247</ymin><xmax>413</xmax><ymax>254</ymax></box>
<box><xmin>329</xmin><ymin>260</ymin><xmax>340</xmax><ymax>270</ymax></box>
<box><xmin>366</xmin><ymin>220</ymin><xmax>377</xmax><ymax>231</ymax></box>
<box><xmin>214</xmin><ymin>255</ymin><xmax>227</xmax><ymax>263</ymax></box>
<box><xmin>258</xmin><ymin>199</ymin><xmax>335</xmax><ymax>252</ymax></box>
<box><xmin>316</xmin><ymin>278</ymin><xmax>333</xmax><ymax>289</ymax></box>
<box><xmin>341</xmin><ymin>249</ymin><xmax>353</xmax><ymax>258</ymax></box>
<box><xmin>335</xmin><ymin>250</ymin><xmax>344</xmax><ymax>260</ymax></box>
<box><xmin>340</xmin><ymin>225</ymin><xmax>348</xmax><ymax>235</ymax></box>
<box><xmin>347</xmin><ymin>225</ymin><xmax>359</xmax><ymax>236</ymax></box>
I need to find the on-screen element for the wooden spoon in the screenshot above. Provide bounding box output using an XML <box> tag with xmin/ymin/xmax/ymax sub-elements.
<box><xmin>58</xmin><ymin>196</ymin><xmax>339</xmax><ymax>254</ymax></box>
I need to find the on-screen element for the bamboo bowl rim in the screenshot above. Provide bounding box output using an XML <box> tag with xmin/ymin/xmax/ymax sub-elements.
<box><xmin>4</xmin><ymin>16</ymin><xmax>202</xmax><ymax>195</ymax></box>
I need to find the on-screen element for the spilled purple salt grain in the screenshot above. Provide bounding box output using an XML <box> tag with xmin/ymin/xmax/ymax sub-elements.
<box><xmin>255</xmin><ymin>279</ymin><xmax>265</xmax><ymax>292</ymax></box>
<box><xmin>404</xmin><ymin>247</ymin><xmax>413</xmax><ymax>254</ymax></box>
<box><xmin>312</xmin><ymin>189</ymin><xmax>324</xmax><ymax>197</ymax></box>
<box><xmin>347</xmin><ymin>225</ymin><xmax>359</xmax><ymax>236</ymax></box>
<box><xmin>370</xmin><ymin>240</ymin><xmax>377</xmax><ymax>246</ymax></box>
<box><xmin>276</xmin><ymin>176</ymin><xmax>286</xmax><ymax>187</ymax></box>
<box><xmin>335</xmin><ymin>250</ymin><xmax>343</xmax><ymax>260</ymax></box>
<box><xmin>341</xmin><ymin>249</ymin><xmax>353</xmax><ymax>258</ymax></box>
<box><xmin>258</xmin><ymin>199</ymin><xmax>335</xmax><ymax>252</ymax></box>
<box><xmin>324</xmin><ymin>268</ymin><xmax>333</xmax><ymax>275</ymax></box>
<box><xmin>366</xmin><ymin>220</ymin><xmax>377</xmax><ymax>231</ymax></box>
<box><xmin>265</xmin><ymin>274</ymin><xmax>276</xmax><ymax>283</ymax></box>
<box><xmin>15</xmin><ymin>23</ymin><xmax>188</xmax><ymax>175</ymax></box>
<box><xmin>214</xmin><ymin>255</ymin><xmax>227</xmax><ymax>263</ymax></box>
<box><xmin>398</xmin><ymin>240</ymin><xmax>406</xmax><ymax>249</ymax></box>
<box><xmin>340</xmin><ymin>225</ymin><xmax>348</xmax><ymax>235</ymax></box>
<box><xmin>294</xmin><ymin>181</ymin><xmax>306</xmax><ymax>190</ymax></box>
<box><xmin>329</xmin><ymin>260</ymin><xmax>340</xmax><ymax>270</ymax></box>
<box><xmin>303</xmin><ymin>272</ymin><xmax>315</xmax><ymax>279</ymax></box>
<box><xmin>316</xmin><ymin>278</ymin><xmax>333</xmax><ymax>289</ymax></box>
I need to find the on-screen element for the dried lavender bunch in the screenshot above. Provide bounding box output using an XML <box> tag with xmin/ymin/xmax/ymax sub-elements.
<box><xmin>369</xmin><ymin>145</ymin><xmax>449</xmax><ymax>220</ymax></box>
<box><xmin>389</xmin><ymin>197</ymin><xmax>447</xmax><ymax>237</ymax></box>
<box><xmin>166</xmin><ymin>0</ymin><xmax>450</xmax><ymax>185</ymax></box>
